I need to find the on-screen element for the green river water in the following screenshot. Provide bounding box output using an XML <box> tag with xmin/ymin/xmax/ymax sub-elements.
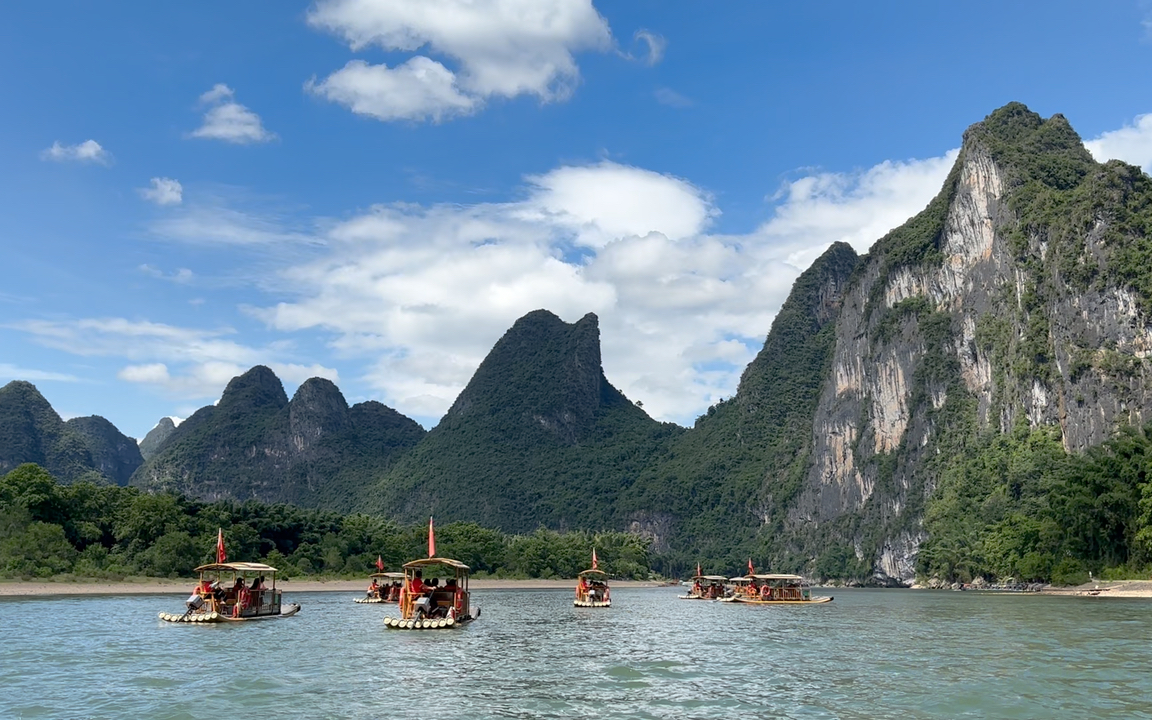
<box><xmin>1</xmin><ymin>587</ymin><xmax>1150</xmax><ymax>719</ymax></box>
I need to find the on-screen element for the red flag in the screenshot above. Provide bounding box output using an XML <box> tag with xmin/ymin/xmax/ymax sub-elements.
<box><xmin>696</xmin><ymin>562</ymin><xmax>702</xmax><ymax>577</ymax></box>
<box><xmin>747</xmin><ymin>558</ymin><xmax>754</xmax><ymax>575</ymax></box>
<box><xmin>375</xmin><ymin>555</ymin><xmax>384</xmax><ymax>571</ymax></box>
<box><xmin>216</xmin><ymin>528</ymin><xmax>226</xmax><ymax>564</ymax></box>
<box><xmin>428</xmin><ymin>516</ymin><xmax>436</xmax><ymax>558</ymax></box>
<box><xmin>592</xmin><ymin>548</ymin><xmax>598</xmax><ymax>570</ymax></box>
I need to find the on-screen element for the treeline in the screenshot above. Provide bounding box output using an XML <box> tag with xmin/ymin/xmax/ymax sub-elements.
<box><xmin>0</xmin><ymin>464</ymin><xmax>652</xmax><ymax>580</ymax></box>
<box><xmin>918</xmin><ymin>422</ymin><xmax>1152</xmax><ymax>585</ymax></box>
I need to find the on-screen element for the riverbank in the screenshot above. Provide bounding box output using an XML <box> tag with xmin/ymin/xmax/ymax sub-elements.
<box><xmin>0</xmin><ymin>577</ymin><xmax>673</xmax><ymax>597</ymax></box>
<box><xmin>1039</xmin><ymin>580</ymin><xmax>1152</xmax><ymax>598</ymax></box>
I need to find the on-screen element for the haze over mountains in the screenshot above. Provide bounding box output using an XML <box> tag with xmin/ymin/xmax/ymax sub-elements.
<box><xmin>5</xmin><ymin>103</ymin><xmax>1152</xmax><ymax>582</ymax></box>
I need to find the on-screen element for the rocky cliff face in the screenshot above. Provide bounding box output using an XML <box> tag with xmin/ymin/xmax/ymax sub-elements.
<box><xmin>138</xmin><ymin>417</ymin><xmax>176</xmax><ymax>460</ymax></box>
<box><xmin>130</xmin><ymin>366</ymin><xmax>425</xmax><ymax>510</ymax></box>
<box><xmin>783</xmin><ymin>104</ymin><xmax>1152</xmax><ymax>583</ymax></box>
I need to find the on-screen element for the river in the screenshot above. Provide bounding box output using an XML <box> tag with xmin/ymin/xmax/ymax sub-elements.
<box><xmin>1</xmin><ymin>587</ymin><xmax>1150</xmax><ymax>719</ymax></box>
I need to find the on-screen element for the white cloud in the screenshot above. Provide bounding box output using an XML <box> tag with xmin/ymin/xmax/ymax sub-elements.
<box><xmin>516</xmin><ymin>161</ymin><xmax>716</xmax><ymax>247</ymax></box>
<box><xmin>307</xmin><ymin>0</ymin><xmax>612</xmax><ymax>122</ymax></box>
<box><xmin>40</xmin><ymin>140</ymin><xmax>112</xmax><ymax>165</ymax></box>
<box><xmin>11</xmin><ymin>318</ymin><xmax>337</xmax><ymax>400</ymax></box>
<box><xmin>654</xmin><ymin>87</ymin><xmax>692</xmax><ymax>108</ymax></box>
<box><xmin>139</xmin><ymin>177</ymin><xmax>183</xmax><ymax>205</ymax></box>
<box><xmin>631</xmin><ymin>29</ymin><xmax>666</xmax><ymax>66</ymax></box>
<box><xmin>242</xmin><ymin>152</ymin><xmax>956</xmax><ymax>426</ymax></box>
<box><xmin>757</xmin><ymin>151</ymin><xmax>959</xmax><ymax>269</ymax></box>
<box><xmin>0</xmin><ymin>363</ymin><xmax>81</xmax><ymax>383</ymax></box>
<box><xmin>189</xmin><ymin>84</ymin><xmax>276</xmax><ymax>144</ymax></box>
<box><xmin>1085</xmin><ymin>113</ymin><xmax>1152</xmax><ymax>172</ymax></box>
<box><xmin>307</xmin><ymin>58</ymin><xmax>477</xmax><ymax>122</ymax></box>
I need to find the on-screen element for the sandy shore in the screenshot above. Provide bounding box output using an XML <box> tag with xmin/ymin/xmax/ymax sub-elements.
<box><xmin>1039</xmin><ymin>579</ymin><xmax>1152</xmax><ymax>598</ymax></box>
<box><xmin>0</xmin><ymin>578</ymin><xmax>673</xmax><ymax>598</ymax></box>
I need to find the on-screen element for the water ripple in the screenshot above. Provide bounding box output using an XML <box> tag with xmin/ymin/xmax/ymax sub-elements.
<box><xmin>2</xmin><ymin>589</ymin><xmax>1152</xmax><ymax>718</ymax></box>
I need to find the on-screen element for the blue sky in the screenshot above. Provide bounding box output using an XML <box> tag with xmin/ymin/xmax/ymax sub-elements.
<box><xmin>2</xmin><ymin>0</ymin><xmax>1152</xmax><ymax>440</ymax></box>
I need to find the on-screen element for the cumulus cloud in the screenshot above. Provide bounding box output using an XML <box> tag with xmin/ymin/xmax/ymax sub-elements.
<box><xmin>139</xmin><ymin>177</ymin><xmax>183</xmax><ymax>205</ymax></box>
<box><xmin>240</xmin><ymin>151</ymin><xmax>957</xmax><ymax>426</ymax></box>
<box><xmin>41</xmin><ymin>140</ymin><xmax>112</xmax><ymax>165</ymax></box>
<box><xmin>306</xmin><ymin>0</ymin><xmax>612</xmax><ymax>122</ymax></box>
<box><xmin>515</xmin><ymin>161</ymin><xmax>716</xmax><ymax>247</ymax></box>
<box><xmin>11</xmin><ymin>317</ymin><xmax>337</xmax><ymax>400</ymax></box>
<box><xmin>1086</xmin><ymin>113</ymin><xmax>1152</xmax><ymax>172</ymax></box>
<box><xmin>756</xmin><ymin>151</ymin><xmax>959</xmax><ymax>269</ymax></box>
<box><xmin>189</xmin><ymin>84</ymin><xmax>276</xmax><ymax>144</ymax></box>
<box><xmin>307</xmin><ymin>57</ymin><xmax>477</xmax><ymax>122</ymax></box>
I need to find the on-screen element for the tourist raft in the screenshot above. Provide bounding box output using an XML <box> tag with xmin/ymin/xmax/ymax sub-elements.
<box><xmin>679</xmin><ymin>574</ymin><xmax>729</xmax><ymax>600</ymax></box>
<box><xmin>719</xmin><ymin>574</ymin><xmax>832</xmax><ymax>605</ymax></box>
<box><xmin>355</xmin><ymin>572</ymin><xmax>404</xmax><ymax>604</ymax></box>
<box><xmin>574</xmin><ymin>550</ymin><xmax>611</xmax><ymax>607</ymax></box>
<box><xmin>383</xmin><ymin>518</ymin><xmax>480</xmax><ymax>630</ymax></box>
<box><xmin>158</xmin><ymin>561</ymin><xmax>301</xmax><ymax>623</ymax></box>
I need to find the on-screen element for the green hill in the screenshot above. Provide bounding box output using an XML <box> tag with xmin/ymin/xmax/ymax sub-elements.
<box><xmin>367</xmin><ymin>310</ymin><xmax>683</xmax><ymax>532</ymax></box>
<box><xmin>130</xmin><ymin>367</ymin><xmax>425</xmax><ymax>511</ymax></box>
<box><xmin>0</xmin><ymin>381</ymin><xmax>138</xmax><ymax>485</ymax></box>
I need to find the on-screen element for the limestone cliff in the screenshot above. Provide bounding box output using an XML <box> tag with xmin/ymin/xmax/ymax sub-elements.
<box><xmin>785</xmin><ymin>103</ymin><xmax>1152</xmax><ymax>583</ymax></box>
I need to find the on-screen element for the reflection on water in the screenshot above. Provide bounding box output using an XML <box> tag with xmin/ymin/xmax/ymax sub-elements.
<box><xmin>2</xmin><ymin>588</ymin><xmax>1152</xmax><ymax>719</ymax></box>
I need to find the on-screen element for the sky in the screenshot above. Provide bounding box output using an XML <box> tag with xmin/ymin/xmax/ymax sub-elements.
<box><xmin>2</xmin><ymin>1</ymin><xmax>1152</xmax><ymax>440</ymax></box>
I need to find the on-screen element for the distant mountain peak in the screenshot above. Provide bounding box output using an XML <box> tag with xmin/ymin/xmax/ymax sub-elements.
<box><xmin>217</xmin><ymin>365</ymin><xmax>288</xmax><ymax>411</ymax></box>
<box><xmin>138</xmin><ymin>416</ymin><xmax>178</xmax><ymax>460</ymax></box>
<box><xmin>445</xmin><ymin>308</ymin><xmax>623</xmax><ymax>444</ymax></box>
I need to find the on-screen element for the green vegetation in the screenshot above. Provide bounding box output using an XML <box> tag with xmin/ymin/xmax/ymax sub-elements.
<box><xmin>0</xmin><ymin>463</ymin><xmax>653</xmax><ymax>580</ymax></box>
<box><xmin>134</xmin><ymin>370</ymin><xmax>426</xmax><ymax>512</ymax></box>
<box><xmin>622</xmin><ymin>242</ymin><xmax>860</xmax><ymax>577</ymax></box>
<box><xmin>370</xmin><ymin>311</ymin><xmax>685</xmax><ymax>533</ymax></box>
<box><xmin>918</xmin><ymin>422</ymin><xmax>1152</xmax><ymax>584</ymax></box>
<box><xmin>0</xmin><ymin>380</ymin><xmax>138</xmax><ymax>485</ymax></box>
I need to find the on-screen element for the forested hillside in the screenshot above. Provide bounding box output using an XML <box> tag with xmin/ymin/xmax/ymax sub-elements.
<box><xmin>367</xmin><ymin>310</ymin><xmax>684</xmax><ymax>532</ymax></box>
<box><xmin>131</xmin><ymin>368</ymin><xmax>425</xmax><ymax>511</ymax></box>
<box><xmin>0</xmin><ymin>463</ymin><xmax>651</xmax><ymax>580</ymax></box>
<box><xmin>0</xmin><ymin>381</ymin><xmax>141</xmax><ymax>485</ymax></box>
<box><xmin>617</xmin><ymin>242</ymin><xmax>859</xmax><ymax>575</ymax></box>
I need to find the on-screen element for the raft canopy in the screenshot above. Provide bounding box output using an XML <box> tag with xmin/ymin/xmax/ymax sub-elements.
<box><xmin>729</xmin><ymin>576</ymin><xmax>752</xmax><ymax>583</ymax></box>
<box><xmin>748</xmin><ymin>574</ymin><xmax>804</xmax><ymax>581</ymax></box>
<box><xmin>577</xmin><ymin>568</ymin><xmax>608</xmax><ymax>578</ymax></box>
<box><xmin>402</xmin><ymin>557</ymin><xmax>470</xmax><ymax>571</ymax></box>
<box><xmin>692</xmin><ymin>575</ymin><xmax>728</xmax><ymax>581</ymax></box>
<box><xmin>195</xmin><ymin>562</ymin><xmax>278</xmax><ymax>573</ymax></box>
<box><xmin>370</xmin><ymin>572</ymin><xmax>406</xmax><ymax>579</ymax></box>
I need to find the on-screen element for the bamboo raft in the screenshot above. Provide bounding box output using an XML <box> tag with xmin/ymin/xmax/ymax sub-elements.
<box><xmin>159</xmin><ymin>561</ymin><xmax>301</xmax><ymax>623</ymax></box>
<box><xmin>383</xmin><ymin>552</ymin><xmax>479</xmax><ymax>631</ymax></box>
<box><xmin>158</xmin><ymin>604</ymin><xmax>302</xmax><ymax>623</ymax></box>
<box><xmin>719</xmin><ymin>574</ymin><xmax>833</xmax><ymax>605</ymax></box>
<box><xmin>573</xmin><ymin>599</ymin><xmax>611</xmax><ymax>608</ymax></box>
<box><xmin>382</xmin><ymin>614</ymin><xmax>476</xmax><ymax>630</ymax></box>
